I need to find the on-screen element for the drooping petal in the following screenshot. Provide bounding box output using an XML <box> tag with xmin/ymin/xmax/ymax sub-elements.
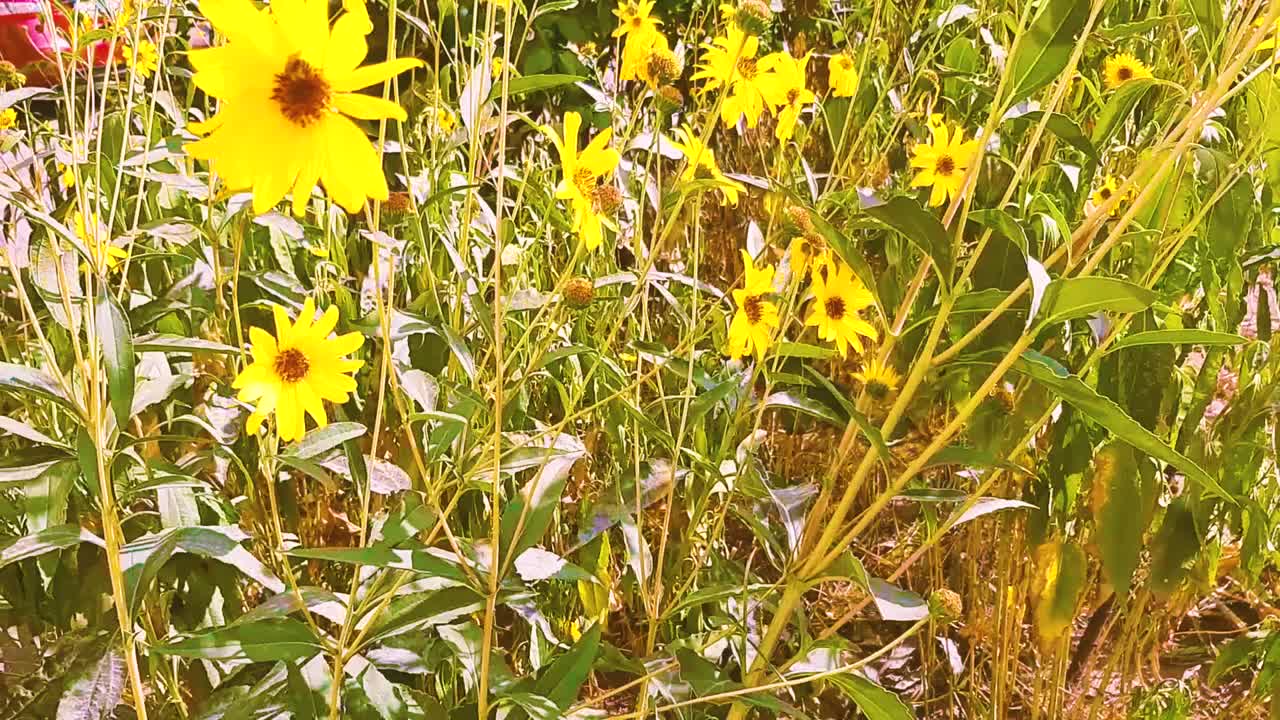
<box><xmin>333</xmin><ymin>93</ymin><xmax>408</xmax><ymax>121</ymax></box>
<box><xmin>329</xmin><ymin>57</ymin><xmax>424</xmax><ymax>92</ymax></box>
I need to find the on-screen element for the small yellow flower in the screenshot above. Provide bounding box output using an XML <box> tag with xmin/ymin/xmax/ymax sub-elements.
<box><xmin>74</xmin><ymin>209</ymin><xmax>129</xmax><ymax>273</ymax></box>
<box><xmin>788</xmin><ymin>235</ymin><xmax>827</xmax><ymax>277</ymax></box>
<box><xmin>234</xmin><ymin>298</ymin><xmax>365</xmax><ymax>442</ymax></box>
<box><xmin>761</xmin><ymin>51</ymin><xmax>815</xmax><ymax>142</ymax></box>
<box><xmin>692</xmin><ymin>27</ymin><xmax>784</xmax><ymax>128</ymax></box>
<box><xmin>57</xmin><ymin>163</ymin><xmax>76</xmax><ymax>189</ymax></box>
<box><xmin>1090</xmin><ymin>175</ymin><xmax>1134</xmax><ymax>217</ymax></box>
<box><xmin>544</xmin><ymin>111</ymin><xmax>621</xmax><ymax>251</ymax></box>
<box><xmin>728</xmin><ymin>250</ymin><xmax>779</xmax><ymax>362</ymax></box>
<box><xmin>805</xmin><ymin>257</ymin><xmax>876</xmax><ymax>358</ymax></box>
<box><xmin>186</xmin><ymin>0</ymin><xmax>423</xmax><ymax>216</ymax></box>
<box><xmin>828</xmin><ymin>53</ymin><xmax>858</xmax><ymax>97</ymax></box>
<box><xmin>1102</xmin><ymin>53</ymin><xmax>1153</xmax><ymax>90</ymax></box>
<box><xmin>909</xmin><ymin>115</ymin><xmax>980</xmax><ymax>208</ymax></box>
<box><xmin>851</xmin><ymin>356</ymin><xmax>900</xmax><ymax>400</ymax></box>
<box><xmin>435</xmin><ymin>107</ymin><xmax>457</xmax><ymax>134</ymax></box>
<box><xmin>670</xmin><ymin>125</ymin><xmax>745</xmax><ymax>205</ymax></box>
<box><xmin>615</xmin><ymin>0</ymin><xmax>664</xmax><ymax>83</ymax></box>
<box><xmin>122</xmin><ymin>39</ymin><xmax>159</xmax><ymax>79</ymax></box>
<box><xmin>613</xmin><ymin>0</ymin><xmax>661</xmax><ymax>40</ymax></box>
<box><xmin>0</xmin><ymin>109</ymin><xmax>16</xmax><ymax>130</ymax></box>
<box><xmin>491</xmin><ymin>57</ymin><xmax>506</xmax><ymax>79</ymax></box>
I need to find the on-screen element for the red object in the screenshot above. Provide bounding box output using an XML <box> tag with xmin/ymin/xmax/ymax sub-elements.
<box><xmin>0</xmin><ymin>1</ymin><xmax>112</xmax><ymax>86</ymax></box>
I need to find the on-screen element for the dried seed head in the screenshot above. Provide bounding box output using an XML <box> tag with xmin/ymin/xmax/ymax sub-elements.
<box><xmin>735</xmin><ymin>0</ymin><xmax>773</xmax><ymax>34</ymax></box>
<box><xmin>645</xmin><ymin>48</ymin><xmax>681</xmax><ymax>85</ymax></box>
<box><xmin>384</xmin><ymin>191</ymin><xmax>412</xmax><ymax>216</ymax></box>
<box><xmin>655</xmin><ymin>84</ymin><xmax>684</xmax><ymax>112</ymax></box>
<box><xmin>563</xmin><ymin>277</ymin><xmax>596</xmax><ymax>307</ymax></box>
<box><xmin>930</xmin><ymin>588</ymin><xmax>964</xmax><ymax>622</ymax></box>
<box><xmin>785</xmin><ymin>206</ymin><xmax>814</xmax><ymax>233</ymax></box>
<box><xmin>0</xmin><ymin>61</ymin><xmax>25</xmax><ymax>89</ymax></box>
<box><xmin>590</xmin><ymin>184</ymin><xmax>623</xmax><ymax>216</ymax></box>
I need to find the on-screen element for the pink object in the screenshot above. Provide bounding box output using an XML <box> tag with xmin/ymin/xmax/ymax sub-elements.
<box><xmin>0</xmin><ymin>1</ymin><xmax>112</xmax><ymax>86</ymax></box>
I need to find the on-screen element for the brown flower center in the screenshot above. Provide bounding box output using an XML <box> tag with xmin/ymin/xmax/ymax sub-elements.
<box><xmin>274</xmin><ymin>347</ymin><xmax>311</xmax><ymax>383</ymax></box>
<box><xmin>630</xmin><ymin>16</ymin><xmax>643</xmax><ymax>28</ymax></box>
<box><xmin>272</xmin><ymin>56</ymin><xmax>330</xmax><ymax>127</ymax></box>
<box><xmin>1099</xmin><ymin>187</ymin><xmax>1112</xmax><ymax>200</ymax></box>
<box><xmin>935</xmin><ymin>154</ymin><xmax>956</xmax><ymax>176</ymax></box>
<box><xmin>743</xmin><ymin>294</ymin><xmax>764</xmax><ymax>324</ymax></box>
<box><xmin>786</xmin><ymin>88</ymin><xmax>800</xmax><ymax>103</ymax></box>
<box><xmin>1116</xmin><ymin>66</ymin><xmax>1133</xmax><ymax>81</ymax></box>
<box><xmin>824</xmin><ymin>296</ymin><xmax>846</xmax><ymax>320</ymax></box>
<box><xmin>590</xmin><ymin>184</ymin><xmax>622</xmax><ymax>215</ymax></box>
<box><xmin>574</xmin><ymin>167</ymin><xmax>597</xmax><ymax>196</ymax></box>
<box><xmin>839</xmin><ymin>58</ymin><xmax>853</xmax><ymax>71</ymax></box>
<box><xmin>737</xmin><ymin>57</ymin><xmax>758</xmax><ymax>80</ymax></box>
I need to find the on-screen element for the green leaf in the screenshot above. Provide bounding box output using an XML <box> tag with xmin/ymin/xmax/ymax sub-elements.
<box><xmin>1089</xmin><ymin>442</ymin><xmax>1143</xmax><ymax>596</ymax></box>
<box><xmin>826</xmin><ymin>674</ymin><xmax>914</xmax><ymax>720</ymax></box>
<box><xmin>1008</xmin><ymin>111</ymin><xmax>1099</xmax><ymax>164</ymax></box>
<box><xmin>535</xmin><ymin>622</ymin><xmax>600</xmax><ymax>709</ymax></box>
<box><xmin>1148</xmin><ymin>497</ymin><xmax>1202</xmax><ymax>595</ymax></box>
<box><xmin>489</xmin><ymin>74</ymin><xmax>584</xmax><ymax>102</ymax></box>
<box><xmin>860</xmin><ymin>194</ymin><xmax>954</xmax><ymax>287</ymax></box>
<box><xmin>1005</xmin><ymin>0</ymin><xmax>1089</xmax><ymax>101</ymax></box>
<box><xmin>1014</xmin><ymin>352</ymin><xmax>1231</xmax><ymax>500</ymax></box>
<box><xmin>56</xmin><ymin>650</ymin><xmax>124</xmax><ymax>720</ymax></box>
<box><xmin>95</xmin><ymin>288</ymin><xmax>135</xmax><ymax>428</ymax></box>
<box><xmin>286</xmin><ymin>422</ymin><xmax>368</xmax><ymax>460</ymax></box>
<box><xmin>121</xmin><ymin>526</ymin><xmax>284</xmax><ymax>616</ymax></box>
<box><xmin>0</xmin><ymin>362</ymin><xmax>77</xmax><ymax>414</ymax></box>
<box><xmin>23</xmin><ymin>459</ymin><xmax>78</xmax><ymax>533</ymax></box>
<box><xmin>132</xmin><ymin>333</ymin><xmax>239</xmax><ymax>354</ymax></box>
<box><xmin>968</xmin><ymin>208</ymin><xmax>1029</xmax><ymax>256</ymax></box>
<box><xmin>499</xmin><ymin>436</ymin><xmax>587</xmax><ymax>564</ymax></box>
<box><xmin>287</xmin><ymin>546</ymin><xmax>471</xmax><ymax>585</ymax></box>
<box><xmin>154</xmin><ymin>618</ymin><xmax>322</xmax><ymax>662</ymax></box>
<box><xmin>843</xmin><ymin>555</ymin><xmax>929</xmax><ymax>621</ymax></box>
<box><xmin>1091</xmin><ymin>78</ymin><xmax>1160</xmax><ymax>147</ymax></box>
<box><xmin>1034</xmin><ymin>277</ymin><xmax>1157</xmax><ymax>329</ymax></box>
<box><xmin>1032</xmin><ymin>541</ymin><xmax>1087</xmax><ymax>646</ymax></box>
<box><xmin>1105</xmin><ymin>329</ymin><xmax>1247</xmax><ymax>353</ymax></box>
<box><xmin>764</xmin><ymin>391</ymin><xmax>843</xmax><ymax>425</ymax></box>
<box><xmin>0</xmin><ymin>525</ymin><xmax>104</xmax><ymax>569</ymax></box>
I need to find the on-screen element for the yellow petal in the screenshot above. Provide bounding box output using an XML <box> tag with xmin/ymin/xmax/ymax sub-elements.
<box><xmin>329</xmin><ymin>57</ymin><xmax>424</xmax><ymax>92</ymax></box>
<box><xmin>333</xmin><ymin>93</ymin><xmax>408</xmax><ymax>121</ymax></box>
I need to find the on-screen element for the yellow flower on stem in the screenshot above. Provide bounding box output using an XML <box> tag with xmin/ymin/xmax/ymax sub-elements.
<box><xmin>1102</xmin><ymin>53</ymin><xmax>1152</xmax><ymax>90</ymax></box>
<box><xmin>435</xmin><ymin>107</ymin><xmax>457</xmax><ymax>134</ymax></box>
<box><xmin>613</xmin><ymin>0</ymin><xmax>661</xmax><ymax>40</ymax></box>
<box><xmin>670</xmin><ymin>125</ymin><xmax>746</xmax><ymax>205</ymax></box>
<box><xmin>615</xmin><ymin>0</ymin><xmax>663</xmax><ymax>82</ymax></box>
<box><xmin>1090</xmin><ymin>175</ymin><xmax>1134</xmax><ymax>217</ymax></box>
<box><xmin>635</xmin><ymin>34</ymin><xmax>681</xmax><ymax>90</ymax></box>
<box><xmin>805</xmin><ymin>257</ymin><xmax>876</xmax><ymax>358</ymax></box>
<box><xmin>761</xmin><ymin>51</ymin><xmax>815</xmax><ymax>142</ymax></box>
<box><xmin>544</xmin><ymin>111</ymin><xmax>621</xmax><ymax>251</ymax></box>
<box><xmin>851</xmin><ymin>355</ymin><xmax>901</xmax><ymax>400</ymax></box>
<box><xmin>0</xmin><ymin>109</ymin><xmax>16</xmax><ymax>130</ymax></box>
<box><xmin>74</xmin><ymin>209</ymin><xmax>129</xmax><ymax>273</ymax></box>
<box><xmin>909</xmin><ymin>115</ymin><xmax>980</xmax><ymax>208</ymax></box>
<box><xmin>692</xmin><ymin>26</ymin><xmax>782</xmax><ymax>128</ymax></box>
<box><xmin>727</xmin><ymin>250</ymin><xmax>779</xmax><ymax>362</ymax></box>
<box><xmin>185</xmin><ymin>0</ymin><xmax>423</xmax><ymax>216</ymax></box>
<box><xmin>234</xmin><ymin>298</ymin><xmax>364</xmax><ymax>442</ymax></box>
<box><xmin>122</xmin><ymin>39</ymin><xmax>159</xmax><ymax>79</ymax></box>
<box><xmin>828</xmin><ymin>53</ymin><xmax>857</xmax><ymax>97</ymax></box>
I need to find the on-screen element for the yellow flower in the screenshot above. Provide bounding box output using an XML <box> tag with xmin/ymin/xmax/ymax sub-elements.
<box><xmin>614</xmin><ymin>0</ymin><xmax>663</xmax><ymax>83</ymax></box>
<box><xmin>74</xmin><ymin>209</ymin><xmax>129</xmax><ymax>273</ymax></box>
<box><xmin>909</xmin><ymin>115</ymin><xmax>980</xmax><ymax>208</ymax></box>
<box><xmin>635</xmin><ymin>34</ymin><xmax>680</xmax><ymax>89</ymax></box>
<box><xmin>1102</xmin><ymin>53</ymin><xmax>1152</xmax><ymax>90</ymax></box>
<box><xmin>670</xmin><ymin>125</ymin><xmax>745</xmax><ymax>205</ymax></box>
<box><xmin>760</xmin><ymin>52</ymin><xmax>814</xmax><ymax>141</ymax></box>
<box><xmin>185</xmin><ymin>0</ymin><xmax>422</xmax><ymax>216</ymax></box>
<box><xmin>491</xmin><ymin>57</ymin><xmax>506</xmax><ymax>79</ymax></box>
<box><xmin>828</xmin><ymin>53</ymin><xmax>857</xmax><ymax>97</ymax></box>
<box><xmin>122</xmin><ymin>39</ymin><xmax>159</xmax><ymax>79</ymax></box>
<box><xmin>435</xmin><ymin>107</ymin><xmax>457</xmax><ymax>134</ymax></box>
<box><xmin>691</xmin><ymin>26</ymin><xmax>783</xmax><ymax>128</ymax></box>
<box><xmin>727</xmin><ymin>250</ymin><xmax>779</xmax><ymax>362</ymax></box>
<box><xmin>851</xmin><ymin>355</ymin><xmax>901</xmax><ymax>400</ymax></box>
<box><xmin>788</xmin><ymin>236</ymin><xmax>827</xmax><ymax>277</ymax></box>
<box><xmin>805</xmin><ymin>257</ymin><xmax>876</xmax><ymax>358</ymax></box>
<box><xmin>1257</xmin><ymin>17</ymin><xmax>1280</xmax><ymax>59</ymax></box>
<box><xmin>1090</xmin><ymin>175</ymin><xmax>1133</xmax><ymax>217</ymax></box>
<box><xmin>234</xmin><ymin>298</ymin><xmax>364</xmax><ymax>442</ymax></box>
<box><xmin>57</xmin><ymin>163</ymin><xmax>76</xmax><ymax>189</ymax></box>
<box><xmin>0</xmin><ymin>109</ymin><xmax>16</xmax><ymax>130</ymax></box>
<box><xmin>544</xmin><ymin>111</ymin><xmax>621</xmax><ymax>251</ymax></box>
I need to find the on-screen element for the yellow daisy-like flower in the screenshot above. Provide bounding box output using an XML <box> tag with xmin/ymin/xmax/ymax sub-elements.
<box><xmin>691</xmin><ymin>27</ymin><xmax>782</xmax><ymax>128</ymax></box>
<box><xmin>828</xmin><ymin>53</ymin><xmax>857</xmax><ymax>97</ymax></box>
<box><xmin>234</xmin><ymin>298</ymin><xmax>364</xmax><ymax>442</ymax></box>
<box><xmin>670</xmin><ymin>125</ymin><xmax>746</xmax><ymax>205</ymax></box>
<box><xmin>1102</xmin><ymin>53</ymin><xmax>1152</xmax><ymax>90</ymax></box>
<box><xmin>615</xmin><ymin>0</ymin><xmax>663</xmax><ymax>83</ymax></box>
<box><xmin>57</xmin><ymin>163</ymin><xmax>76</xmax><ymax>189</ymax></box>
<box><xmin>851</xmin><ymin>355</ymin><xmax>901</xmax><ymax>400</ymax></box>
<box><xmin>122</xmin><ymin>39</ymin><xmax>159</xmax><ymax>79</ymax></box>
<box><xmin>761</xmin><ymin>52</ymin><xmax>815</xmax><ymax>142</ymax></box>
<box><xmin>909</xmin><ymin>115</ymin><xmax>980</xmax><ymax>208</ymax></box>
<box><xmin>491</xmin><ymin>57</ymin><xmax>507</xmax><ymax>79</ymax></box>
<box><xmin>613</xmin><ymin>0</ymin><xmax>661</xmax><ymax>40</ymax></box>
<box><xmin>185</xmin><ymin>0</ymin><xmax>422</xmax><ymax>216</ymax></box>
<box><xmin>635</xmin><ymin>34</ymin><xmax>681</xmax><ymax>89</ymax></box>
<box><xmin>0</xmin><ymin>108</ymin><xmax>16</xmax><ymax>130</ymax></box>
<box><xmin>74</xmin><ymin>209</ymin><xmax>129</xmax><ymax>273</ymax></box>
<box><xmin>727</xmin><ymin>250</ymin><xmax>779</xmax><ymax>362</ymax></box>
<box><xmin>788</xmin><ymin>236</ymin><xmax>827</xmax><ymax>277</ymax></box>
<box><xmin>1090</xmin><ymin>175</ymin><xmax>1134</xmax><ymax>217</ymax></box>
<box><xmin>544</xmin><ymin>111</ymin><xmax>621</xmax><ymax>251</ymax></box>
<box><xmin>435</xmin><ymin>107</ymin><xmax>457</xmax><ymax>134</ymax></box>
<box><xmin>806</xmin><ymin>257</ymin><xmax>876</xmax><ymax>358</ymax></box>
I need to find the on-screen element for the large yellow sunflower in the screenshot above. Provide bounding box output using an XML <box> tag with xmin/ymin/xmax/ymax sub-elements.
<box><xmin>828</xmin><ymin>53</ymin><xmax>858</xmax><ymax>97</ymax></box>
<box><xmin>806</xmin><ymin>257</ymin><xmax>877</xmax><ymax>357</ymax></box>
<box><xmin>1090</xmin><ymin>174</ymin><xmax>1135</xmax><ymax>217</ymax></box>
<box><xmin>727</xmin><ymin>250</ymin><xmax>779</xmax><ymax>362</ymax></box>
<box><xmin>186</xmin><ymin>0</ymin><xmax>422</xmax><ymax>216</ymax></box>
<box><xmin>909</xmin><ymin>115</ymin><xmax>980</xmax><ymax>208</ymax></box>
<box><xmin>614</xmin><ymin>0</ymin><xmax>663</xmax><ymax>83</ymax></box>
<box><xmin>234</xmin><ymin>298</ymin><xmax>364</xmax><ymax>442</ymax></box>
<box><xmin>1102</xmin><ymin>53</ymin><xmax>1153</xmax><ymax>90</ymax></box>
<box><xmin>761</xmin><ymin>51</ymin><xmax>815</xmax><ymax>142</ymax></box>
<box><xmin>691</xmin><ymin>27</ymin><xmax>783</xmax><ymax>128</ymax></box>
<box><xmin>670</xmin><ymin>125</ymin><xmax>746</xmax><ymax>205</ymax></box>
<box><xmin>544</xmin><ymin>112</ymin><xmax>621</xmax><ymax>251</ymax></box>
<box><xmin>851</xmin><ymin>355</ymin><xmax>901</xmax><ymax>400</ymax></box>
